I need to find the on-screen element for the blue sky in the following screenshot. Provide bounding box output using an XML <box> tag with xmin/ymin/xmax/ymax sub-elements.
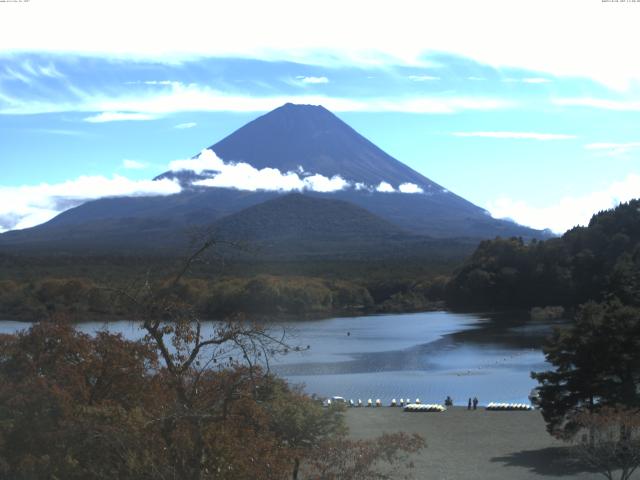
<box><xmin>1</xmin><ymin>0</ymin><xmax>640</xmax><ymax>233</ymax></box>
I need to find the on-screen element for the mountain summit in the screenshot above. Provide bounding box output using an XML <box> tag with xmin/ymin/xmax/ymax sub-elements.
<box><xmin>205</xmin><ymin>103</ymin><xmax>438</xmax><ymax>189</ymax></box>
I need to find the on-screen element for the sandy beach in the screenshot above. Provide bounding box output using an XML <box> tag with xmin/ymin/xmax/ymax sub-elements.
<box><xmin>346</xmin><ymin>407</ymin><xmax>604</xmax><ymax>480</ymax></box>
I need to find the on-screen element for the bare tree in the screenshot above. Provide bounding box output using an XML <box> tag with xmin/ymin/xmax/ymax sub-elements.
<box><xmin>113</xmin><ymin>236</ymin><xmax>301</xmax><ymax>480</ymax></box>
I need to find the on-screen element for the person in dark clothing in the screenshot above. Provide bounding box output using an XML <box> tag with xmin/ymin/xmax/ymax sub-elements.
<box><xmin>473</xmin><ymin>397</ymin><xmax>478</xmax><ymax>410</ymax></box>
<box><xmin>444</xmin><ymin>396</ymin><xmax>453</xmax><ymax>407</ymax></box>
<box><xmin>467</xmin><ymin>398</ymin><xmax>472</xmax><ymax>410</ymax></box>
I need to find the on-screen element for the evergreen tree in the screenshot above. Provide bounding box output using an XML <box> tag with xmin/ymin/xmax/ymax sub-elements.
<box><xmin>532</xmin><ymin>301</ymin><xmax>640</xmax><ymax>438</ymax></box>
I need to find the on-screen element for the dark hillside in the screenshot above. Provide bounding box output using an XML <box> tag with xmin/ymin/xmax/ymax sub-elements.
<box><xmin>446</xmin><ymin>199</ymin><xmax>640</xmax><ymax>310</ymax></box>
<box><xmin>211</xmin><ymin>193</ymin><xmax>405</xmax><ymax>246</ymax></box>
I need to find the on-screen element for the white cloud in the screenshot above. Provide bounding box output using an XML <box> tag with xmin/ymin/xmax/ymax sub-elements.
<box><xmin>169</xmin><ymin>150</ymin><xmax>225</xmax><ymax>174</ymax></box>
<box><xmin>453</xmin><ymin>131</ymin><xmax>576</xmax><ymax>140</ymax></box>
<box><xmin>357</xmin><ymin>97</ymin><xmax>512</xmax><ymax>114</ymax></box>
<box><xmin>1</xmin><ymin>61</ymin><xmax>64</xmax><ymax>85</ymax></box>
<box><xmin>2</xmin><ymin>67</ymin><xmax>32</xmax><ymax>84</ymax></box>
<box><xmin>376</xmin><ymin>181</ymin><xmax>395</xmax><ymax>193</ymax></box>
<box><xmin>522</xmin><ymin>77</ymin><xmax>551</xmax><ymax>84</ymax></box>
<box><xmin>0</xmin><ymin>80</ymin><xmax>512</xmax><ymax>115</ymax></box>
<box><xmin>178</xmin><ymin>149</ymin><xmax>350</xmax><ymax>193</ymax></box>
<box><xmin>487</xmin><ymin>174</ymin><xmax>640</xmax><ymax>233</ymax></box>
<box><xmin>408</xmin><ymin>75</ymin><xmax>439</xmax><ymax>81</ymax></box>
<box><xmin>84</xmin><ymin>111</ymin><xmax>158</xmax><ymax>122</ymax></box>
<box><xmin>398</xmin><ymin>183</ymin><xmax>424</xmax><ymax>194</ymax></box>
<box><xmin>174</xmin><ymin>122</ymin><xmax>197</xmax><ymax>129</ymax></box>
<box><xmin>503</xmin><ymin>77</ymin><xmax>551</xmax><ymax>84</ymax></box>
<box><xmin>21</xmin><ymin>60</ymin><xmax>64</xmax><ymax>78</ymax></box>
<box><xmin>303</xmin><ymin>174</ymin><xmax>349</xmax><ymax>192</ymax></box>
<box><xmin>29</xmin><ymin>128</ymin><xmax>85</xmax><ymax>136</ymax></box>
<box><xmin>38</xmin><ymin>63</ymin><xmax>64</xmax><ymax>78</ymax></box>
<box><xmin>0</xmin><ymin>175</ymin><xmax>181</xmax><ymax>233</ymax></box>
<box><xmin>297</xmin><ymin>76</ymin><xmax>329</xmax><ymax>84</ymax></box>
<box><xmin>554</xmin><ymin>98</ymin><xmax>640</xmax><ymax>111</ymax></box>
<box><xmin>584</xmin><ymin>142</ymin><xmax>640</xmax><ymax>157</ymax></box>
<box><xmin>467</xmin><ymin>76</ymin><xmax>485</xmax><ymax>81</ymax></box>
<box><xmin>124</xmin><ymin>80</ymin><xmax>178</xmax><ymax>86</ymax></box>
<box><xmin>144</xmin><ymin>80</ymin><xmax>176</xmax><ymax>85</ymax></box>
<box><xmin>173</xmin><ymin>150</ymin><xmax>426</xmax><ymax>195</ymax></box>
<box><xmin>2</xmin><ymin>0</ymin><xmax>638</xmax><ymax>89</ymax></box>
<box><xmin>122</xmin><ymin>159</ymin><xmax>147</xmax><ymax>169</ymax></box>
<box><xmin>195</xmin><ymin>165</ymin><xmax>305</xmax><ymax>191</ymax></box>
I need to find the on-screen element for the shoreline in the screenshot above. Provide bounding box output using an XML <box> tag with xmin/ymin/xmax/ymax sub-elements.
<box><xmin>0</xmin><ymin>303</ymin><xmax>448</xmax><ymax>324</ymax></box>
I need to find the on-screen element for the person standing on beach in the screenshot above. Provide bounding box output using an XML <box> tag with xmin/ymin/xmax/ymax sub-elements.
<box><xmin>473</xmin><ymin>397</ymin><xmax>478</xmax><ymax>410</ymax></box>
<box><xmin>467</xmin><ymin>398</ymin><xmax>472</xmax><ymax>410</ymax></box>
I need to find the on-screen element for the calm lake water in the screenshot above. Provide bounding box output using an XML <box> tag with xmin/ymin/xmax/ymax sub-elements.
<box><xmin>0</xmin><ymin>311</ymin><xmax>557</xmax><ymax>406</ymax></box>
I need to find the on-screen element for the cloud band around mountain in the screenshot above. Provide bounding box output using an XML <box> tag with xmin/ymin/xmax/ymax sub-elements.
<box><xmin>0</xmin><ymin>149</ymin><xmax>436</xmax><ymax>234</ymax></box>
<box><xmin>171</xmin><ymin>150</ymin><xmax>427</xmax><ymax>195</ymax></box>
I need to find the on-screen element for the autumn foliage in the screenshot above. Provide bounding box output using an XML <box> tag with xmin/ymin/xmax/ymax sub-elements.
<box><xmin>0</xmin><ymin>320</ymin><xmax>424</xmax><ymax>479</ymax></box>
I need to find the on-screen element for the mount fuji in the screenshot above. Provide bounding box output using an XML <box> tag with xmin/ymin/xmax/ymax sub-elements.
<box><xmin>0</xmin><ymin>103</ymin><xmax>546</xmax><ymax>255</ymax></box>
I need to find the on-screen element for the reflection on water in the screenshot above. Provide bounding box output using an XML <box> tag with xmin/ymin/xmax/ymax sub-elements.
<box><xmin>268</xmin><ymin>311</ymin><xmax>554</xmax><ymax>405</ymax></box>
<box><xmin>0</xmin><ymin>311</ymin><xmax>560</xmax><ymax>406</ymax></box>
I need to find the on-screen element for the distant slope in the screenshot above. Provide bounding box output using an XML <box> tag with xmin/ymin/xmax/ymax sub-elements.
<box><xmin>320</xmin><ymin>190</ymin><xmax>529</xmax><ymax>238</ymax></box>
<box><xmin>205</xmin><ymin>193</ymin><xmax>484</xmax><ymax>263</ymax></box>
<box><xmin>0</xmin><ymin>189</ymin><xmax>272</xmax><ymax>254</ymax></box>
<box><xmin>34</xmin><ymin>189</ymin><xmax>278</xmax><ymax>229</ymax></box>
<box><xmin>208</xmin><ymin>193</ymin><xmax>421</xmax><ymax>258</ymax></box>
<box><xmin>0</xmin><ymin>192</ymin><xmax>412</xmax><ymax>257</ymax></box>
<box><xmin>0</xmin><ymin>187</ymin><xmax>541</xmax><ymax>255</ymax></box>
<box><xmin>212</xmin><ymin>193</ymin><xmax>406</xmax><ymax>242</ymax></box>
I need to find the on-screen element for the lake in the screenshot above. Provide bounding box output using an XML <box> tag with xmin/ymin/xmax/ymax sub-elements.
<box><xmin>0</xmin><ymin>311</ymin><xmax>557</xmax><ymax>406</ymax></box>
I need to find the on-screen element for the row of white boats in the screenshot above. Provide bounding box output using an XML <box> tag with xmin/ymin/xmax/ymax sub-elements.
<box><xmin>485</xmin><ymin>402</ymin><xmax>533</xmax><ymax>411</ymax></box>
<box><xmin>403</xmin><ymin>403</ymin><xmax>447</xmax><ymax>412</ymax></box>
<box><xmin>326</xmin><ymin>397</ymin><xmax>429</xmax><ymax>407</ymax></box>
<box><xmin>325</xmin><ymin>396</ymin><xmax>533</xmax><ymax>411</ymax></box>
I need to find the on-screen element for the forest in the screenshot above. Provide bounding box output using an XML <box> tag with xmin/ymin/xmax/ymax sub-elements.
<box><xmin>446</xmin><ymin>199</ymin><xmax>640</xmax><ymax>311</ymax></box>
<box><xmin>0</xmin><ymin>253</ymin><xmax>451</xmax><ymax>322</ymax></box>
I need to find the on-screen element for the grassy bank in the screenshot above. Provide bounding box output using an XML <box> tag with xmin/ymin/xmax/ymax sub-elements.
<box><xmin>345</xmin><ymin>407</ymin><xmax>603</xmax><ymax>479</ymax></box>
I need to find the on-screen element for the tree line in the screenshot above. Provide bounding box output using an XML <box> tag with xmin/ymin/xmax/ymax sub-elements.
<box><xmin>0</xmin><ymin>274</ymin><xmax>448</xmax><ymax>322</ymax></box>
